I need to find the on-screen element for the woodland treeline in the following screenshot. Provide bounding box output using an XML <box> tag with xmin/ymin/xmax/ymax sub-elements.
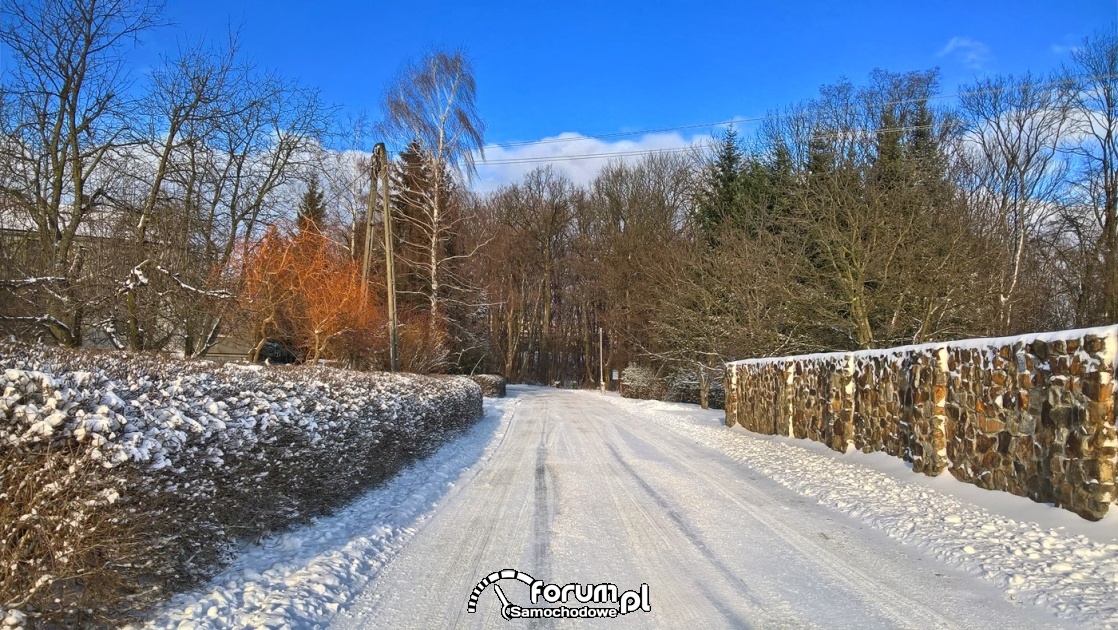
<box><xmin>1</xmin><ymin>0</ymin><xmax>1115</xmax><ymax>399</ymax></box>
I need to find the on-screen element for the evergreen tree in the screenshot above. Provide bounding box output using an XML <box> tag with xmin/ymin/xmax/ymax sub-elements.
<box><xmin>297</xmin><ymin>176</ymin><xmax>327</xmax><ymax>234</ymax></box>
<box><xmin>764</xmin><ymin>143</ymin><xmax>796</xmax><ymax>230</ymax></box>
<box><xmin>696</xmin><ymin>128</ymin><xmax>744</xmax><ymax>238</ymax></box>
<box><xmin>389</xmin><ymin>141</ymin><xmax>436</xmax><ymax>310</ymax></box>
<box><xmin>805</xmin><ymin>135</ymin><xmax>834</xmax><ymax>178</ymax></box>
<box><xmin>874</xmin><ymin>107</ymin><xmax>904</xmax><ymax>180</ymax></box>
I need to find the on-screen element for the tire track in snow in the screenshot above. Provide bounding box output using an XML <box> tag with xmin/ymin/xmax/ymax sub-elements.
<box><xmin>577</xmin><ymin>404</ymin><xmax>808</xmax><ymax>628</ymax></box>
<box><xmin>609</xmin><ymin>395</ymin><xmax>1111</xmax><ymax>627</ymax></box>
<box><xmin>605</xmin><ymin>420</ymin><xmax>958</xmax><ymax>629</ymax></box>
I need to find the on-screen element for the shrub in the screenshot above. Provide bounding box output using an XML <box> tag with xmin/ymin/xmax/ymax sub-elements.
<box><xmin>619</xmin><ymin>365</ymin><xmax>666</xmax><ymax>400</ymax></box>
<box><xmin>665</xmin><ymin>370</ymin><xmax>726</xmax><ymax>410</ymax></box>
<box><xmin>468</xmin><ymin>374</ymin><xmax>506</xmax><ymax>398</ymax></box>
<box><xmin>0</xmin><ymin>343</ymin><xmax>481</xmax><ymax>625</ymax></box>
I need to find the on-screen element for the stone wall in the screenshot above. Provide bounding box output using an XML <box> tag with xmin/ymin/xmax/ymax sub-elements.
<box><xmin>724</xmin><ymin>326</ymin><xmax>1118</xmax><ymax>520</ymax></box>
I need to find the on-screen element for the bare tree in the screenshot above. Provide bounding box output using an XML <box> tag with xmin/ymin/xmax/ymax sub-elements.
<box><xmin>1063</xmin><ymin>30</ymin><xmax>1118</xmax><ymax>325</ymax></box>
<box><xmin>112</xmin><ymin>36</ymin><xmax>238</xmax><ymax>351</ymax></box>
<box><xmin>645</xmin><ymin>227</ymin><xmax>796</xmax><ymax>407</ymax></box>
<box><xmin>379</xmin><ymin>49</ymin><xmax>485</xmax><ymax>333</ymax></box>
<box><xmin>305</xmin><ymin>111</ymin><xmax>376</xmax><ymax>261</ymax></box>
<box><xmin>957</xmin><ymin>73</ymin><xmax>1072</xmax><ymax>332</ymax></box>
<box><xmin>97</xmin><ymin>32</ymin><xmax>331</xmax><ymax>357</ymax></box>
<box><xmin>498</xmin><ymin>167</ymin><xmax>574</xmax><ymax>383</ymax></box>
<box><xmin>0</xmin><ymin>0</ymin><xmax>164</xmax><ymax>345</ymax></box>
<box><xmin>583</xmin><ymin>154</ymin><xmax>693</xmax><ymax>371</ymax></box>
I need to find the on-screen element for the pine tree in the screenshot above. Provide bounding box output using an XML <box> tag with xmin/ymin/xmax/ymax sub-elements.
<box><xmin>297</xmin><ymin>176</ymin><xmax>327</xmax><ymax>234</ymax></box>
<box><xmin>696</xmin><ymin>128</ymin><xmax>744</xmax><ymax>238</ymax></box>
<box><xmin>874</xmin><ymin>106</ymin><xmax>904</xmax><ymax>179</ymax></box>
<box><xmin>389</xmin><ymin>142</ymin><xmax>436</xmax><ymax>310</ymax></box>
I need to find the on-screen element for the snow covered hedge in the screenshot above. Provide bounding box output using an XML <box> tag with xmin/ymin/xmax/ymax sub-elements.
<box><xmin>620</xmin><ymin>366</ymin><xmax>725</xmax><ymax>409</ymax></box>
<box><xmin>665</xmin><ymin>370</ymin><xmax>725</xmax><ymax>410</ymax></box>
<box><xmin>0</xmin><ymin>343</ymin><xmax>481</xmax><ymax>626</ymax></box>
<box><xmin>468</xmin><ymin>374</ymin><xmax>506</xmax><ymax>398</ymax></box>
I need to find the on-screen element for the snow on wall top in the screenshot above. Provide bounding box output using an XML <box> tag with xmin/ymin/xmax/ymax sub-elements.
<box><xmin>726</xmin><ymin>325</ymin><xmax>1118</xmax><ymax>368</ymax></box>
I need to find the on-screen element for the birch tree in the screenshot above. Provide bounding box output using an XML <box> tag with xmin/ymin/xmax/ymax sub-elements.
<box><xmin>379</xmin><ymin>50</ymin><xmax>485</xmax><ymax>336</ymax></box>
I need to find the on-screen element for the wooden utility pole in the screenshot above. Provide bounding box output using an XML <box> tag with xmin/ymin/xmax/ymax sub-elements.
<box><xmin>376</xmin><ymin>143</ymin><xmax>399</xmax><ymax>372</ymax></box>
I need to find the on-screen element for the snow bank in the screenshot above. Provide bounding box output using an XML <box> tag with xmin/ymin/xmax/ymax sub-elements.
<box><xmin>615</xmin><ymin>396</ymin><xmax>1118</xmax><ymax>627</ymax></box>
<box><xmin>724</xmin><ymin>326</ymin><xmax>1118</xmax><ymax>520</ymax></box>
<box><xmin>0</xmin><ymin>343</ymin><xmax>482</xmax><ymax>626</ymax></box>
<box><xmin>132</xmin><ymin>397</ymin><xmax>511</xmax><ymax>630</ymax></box>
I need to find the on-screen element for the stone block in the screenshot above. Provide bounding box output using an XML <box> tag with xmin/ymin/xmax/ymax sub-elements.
<box><xmin>976</xmin><ymin>433</ymin><xmax>997</xmax><ymax>453</ymax></box>
<box><xmin>1012</xmin><ymin>436</ymin><xmax>1032</xmax><ymax>461</ymax></box>
<box><xmin>1032</xmin><ymin>340</ymin><xmax>1049</xmax><ymax>360</ymax></box>
<box><xmin>977</xmin><ymin>415</ymin><xmax>1006</xmax><ymax>434</ymax></box>
<box><xmin>1007</xmin><ymin>412</ymin><xmax>1036</xmax><ymax>436</ymax></box>
<box><xmin>1084</xmin><ymin>335</ymin><xmax>1105</xmax><ymax>355</ymax></box>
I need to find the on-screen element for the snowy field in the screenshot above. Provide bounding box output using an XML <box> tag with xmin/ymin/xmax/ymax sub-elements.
<box><xmin>123</xmin><ymin>385</ymin><xmax>1118</xmax><ymax>628</ymax></box>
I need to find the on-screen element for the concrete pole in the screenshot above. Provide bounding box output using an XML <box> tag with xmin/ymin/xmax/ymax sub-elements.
<box><xmin>376</xmin><ymin>143</ymin><xmax>399</xmax><ymax>373</ymax></box>
<box><xmin>361</xmin><ymin>159</ymin><xmax>376</xmax><ymax>294</ymax></box>
<box><xmin>599</xmin><ymin>327</ymin><xmax>605</xmax><ymax>392</ymax></box>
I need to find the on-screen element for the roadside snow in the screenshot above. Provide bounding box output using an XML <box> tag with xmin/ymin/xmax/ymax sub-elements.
<box><xmin>608</xmin><ymin>396</ymin><xmax>1118</xmax><ymax>627</ymax></box>
<box><xmin>133</xmin><ymin>397</ymin><xmax>514</xmax><ymax>629</ymax></box>
<box><xmin>126</xmin><ymin>388</ymin><xmax>1118</xmax><ymax>628</ymax></box>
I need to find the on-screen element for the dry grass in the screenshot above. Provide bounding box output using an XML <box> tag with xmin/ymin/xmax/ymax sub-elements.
<box><xmin>0</xmin><ymin>444</ymin><xmax>159</xmax><ymax>626</ymax></box>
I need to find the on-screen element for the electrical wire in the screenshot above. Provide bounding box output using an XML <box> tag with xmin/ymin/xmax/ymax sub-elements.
<box><xmin>479</xmin><ymin>124</ymin><xmax>940</xmax><ymax>165</ymax></box>
<box><xmin>478</xmin><ymin>72</ymin><xmax>1117</xmax><ymax>162</ymax></box>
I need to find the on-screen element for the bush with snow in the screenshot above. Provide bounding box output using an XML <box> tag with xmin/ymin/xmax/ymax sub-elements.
<box><xmin>619</xmin><ymin>365</ymin><xmax>666</xmax><ymax>401</ymax></box>
<box><xmin>468</xmin><ymin>374</ymin><xmax>506</xmax><ymax>398</ymax></box>
<box><xmin>664</xmin><ymin>369</ymin><xmax>725</xmax><ymax>409</ymax></box>
<box><xmin>0</xmin><ymin>343</ymin><xmax>481</xmax><ymax>626</ymax></box>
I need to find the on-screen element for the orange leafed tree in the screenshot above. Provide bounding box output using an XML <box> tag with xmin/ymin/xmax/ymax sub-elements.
<box><xmin>290</xmin><ymin>233</ymin><xmax>380</xmax><ymax>362</ymax></box>
<box><xmin>241</xmin><ymin>227</ymin><xmax>383</xmax><ymax>363</ymax></box>
<box><xmin>241</xmin><ymin>227</ymin><xmax>298</xmax><ymax>362</ymax></box>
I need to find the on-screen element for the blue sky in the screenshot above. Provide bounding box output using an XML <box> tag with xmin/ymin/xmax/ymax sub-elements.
<box><xmin>140</xmin><ymin>1</ymin><xmax>1116</xmax><ymax>188</ymax></box>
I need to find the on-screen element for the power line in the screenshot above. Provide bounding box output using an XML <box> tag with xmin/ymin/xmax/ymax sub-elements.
<box><xmin>479</xmin><ymin>123</ymin><xmax>940</xmax><ymax>166</ymax></box>
<box><xmin>480</xmin><ymin>73</ymin><xmax>1116</xmax><ymax>155</ymax></box>
<box><xmin>480</xmin><ymin>146</ymin><xmax>695</xmax><ymax>165</ymax></box>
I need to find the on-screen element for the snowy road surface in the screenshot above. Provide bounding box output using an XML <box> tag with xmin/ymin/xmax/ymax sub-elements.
<box><xmin>146</xmin><ymin>385</ymin><xmax>1118</xmax><ymax>629</ymax></box>
<box><xmin>330</xmin><ymin>387</ymin><xmax>1091</xmax><ymax>629</ymax></box>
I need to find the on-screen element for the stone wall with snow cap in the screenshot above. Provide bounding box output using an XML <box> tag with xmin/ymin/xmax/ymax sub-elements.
<box><xmin>724</xmin><ymin>326</ymin><xmax>1118</xmax><ymax>520</ymax></box>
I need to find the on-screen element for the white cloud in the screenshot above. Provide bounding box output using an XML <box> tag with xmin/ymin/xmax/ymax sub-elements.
<box><xmin>471</xmin><ymin>131</ymin><xmax>712</xmax><ymax>193</ymax></box>
<box><xmin>938</xmin><ymin>36</ymin><xmax>991</xmax><ymax>69</ymax></box>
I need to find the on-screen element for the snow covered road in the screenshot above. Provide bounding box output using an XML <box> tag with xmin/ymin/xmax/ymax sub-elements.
<box><xmin>331</xmin><ymin>387</ymin><xmax>1085</xmax><ymax>629</ymax></box>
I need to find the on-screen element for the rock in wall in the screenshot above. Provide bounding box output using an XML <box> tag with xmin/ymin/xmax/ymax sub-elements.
<box><xmin>724</xmin><ymin>326</ymin><xmax>1118</xmax><ymax>520</ymax></box>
